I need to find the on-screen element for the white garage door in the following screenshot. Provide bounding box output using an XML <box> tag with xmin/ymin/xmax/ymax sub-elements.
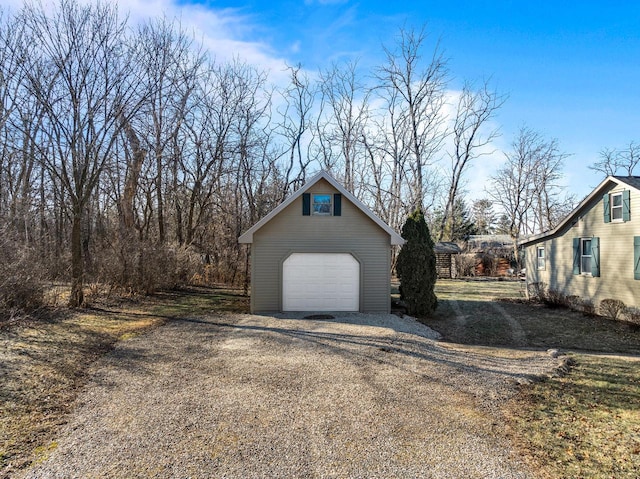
<box><xmin>282</xmin><ymin>253</ymin><xmax>360</xmax><ymax>311</ymax></box>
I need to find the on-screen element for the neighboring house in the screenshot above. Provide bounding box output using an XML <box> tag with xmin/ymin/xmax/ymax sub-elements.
<box><xmin>464</xmin><ymin>234</ymin><xmax>515</xmax><ymax>277</ymax></box>
<box><xmin>434</xmin><ymin>242</ymin><xmax>462</xmax><ymax>279</ymax></box>
<box><xmin>519</xmin><ymin>175</ymin><xmax>640</xmax><ymax>309</ymax></box>
<box><xmin>465</xmin><ymin>234</ymin><xmax>514</xmax><ymax>254</ymax></box>
<box><xmin>238</xmin><ymin>171</ymin><xmax>404</xmax><ymax>313</ymax></box>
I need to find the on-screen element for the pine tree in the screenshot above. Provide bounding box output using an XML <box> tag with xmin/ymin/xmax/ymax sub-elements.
<box><xmin>471</xmin><ymin>199</ymin><xmax>496</xmax><ymax>235</ymax></box>
<box><xmin>396</xmin><ymin>209</ymin><xmax>438</xmax><ymax>316</ymax></box>
<box><xmin>434</xmin><ymin>199</ymin><xmax>477</xmax><ymax>242</ymax></box>
<box><xmin>449</xmin><ymin>198</ymin><xmax>477</xmax><ymax>241</ymax></box>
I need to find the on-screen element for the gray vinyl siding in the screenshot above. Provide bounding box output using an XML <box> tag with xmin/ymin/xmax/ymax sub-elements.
<box><xmin>251</xmin><ymin>178</ymin><xmax>391</xmax><ymax>313</ymax></box>
<box><xmin>525</xmin><ymin>183</ymin><xmax>640</xmax><ymax>309</ymax></box>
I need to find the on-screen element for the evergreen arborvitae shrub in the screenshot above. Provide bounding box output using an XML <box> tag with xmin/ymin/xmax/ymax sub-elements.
<box><xmin>396</xmin><ymin>209</ymin><xmax>438</xmax><ymax>316</ymax></box>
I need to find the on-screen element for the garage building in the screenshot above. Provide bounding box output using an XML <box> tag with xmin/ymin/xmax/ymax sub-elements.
<box><xmin>238</xmin><ymin>171</ymin><xmax>405</xmax><ymax>313</ymax></box>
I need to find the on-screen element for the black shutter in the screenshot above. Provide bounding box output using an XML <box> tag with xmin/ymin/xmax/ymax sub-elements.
<box><xmin>333</xmin><ymin>194</ymin><xmax>342</xmax><ymax>216</ymax></box>
<box><xmin>302</xmin><ymin>193</ymin><xmax>310</xmax><ymax>216</ymax></box>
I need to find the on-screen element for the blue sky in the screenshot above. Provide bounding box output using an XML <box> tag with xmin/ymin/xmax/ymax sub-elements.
<box><xmin>201</xmin><ymin>0</ymin><xmax>639</xmax><ymax>200</ymax></box>
<box><xmin>17</xmin><ymin>0</ymin><xmax>637</xmax><ymax>201</ymax></box>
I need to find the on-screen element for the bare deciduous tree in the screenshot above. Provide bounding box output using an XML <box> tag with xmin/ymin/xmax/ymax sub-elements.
<box><xmin>377</xmin><ymin>26</ymin><xmax>449</xmax><ymax>211</ymax></box>
<box><xmin>276</xmin><ymin>64</ymin><xmax>315</xmax><ymax>200</ymax></box>
<box><xmin>18</xmin><ymin>0</ymin><xmax>144</xmax><ymax>306</ymax></box>
<box><xmin>134</xmin><ymin>18</ymin><xmax>205</xmax><ymax>244</ymax></box>
<box><xmin>0</xmin><ymin>4</ymin><xmax>588</xmax><ymax>313</ymax></box>
<box><xmin>590</xmin><ymin>141</ymin><xmax>640</xmax><ymax>177</ymax></box>
<box><xmin>318</xmin><ymin>60</ymin><xmax>370</xmax><ymax>193</ymax></box>
<box><xmin>489</xmin><ymin>127</ymin><xmax>571</xmax><ymax>268</ymax></box>
<box><xmin>438</xmin><ymin>79</ymin><xmax>505</xmax><ymax>241</ymax></box>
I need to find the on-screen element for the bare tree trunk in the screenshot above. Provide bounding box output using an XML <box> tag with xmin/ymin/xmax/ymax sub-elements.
<box><xmin>70</xmin><ymin>207</ymin><xmax>84</xmax><ymax>307</ymax></box>
<box><xmin>120</xmin><ymin>115</ymin><xmax>145</xmax><ymax>231</ymax></box>
<box><xmin>156</xmin><ymin>151</ymin><xmax>165</xmax><ymax>243</ymax></box>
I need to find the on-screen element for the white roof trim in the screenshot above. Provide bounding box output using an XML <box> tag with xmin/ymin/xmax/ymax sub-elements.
<box><xmin>518</xmin><ymin>175</ymin><xmax>640</xmax><ymax>247</ymax></box>
<box><xmin>238</xmin><ymin>170</ymin><xmax>405</xmax><ymax>245</ymax></box>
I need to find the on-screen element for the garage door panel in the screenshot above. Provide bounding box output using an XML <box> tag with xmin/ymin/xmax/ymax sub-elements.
<box><xmin>283</xmin><ymin>253</ymin><xmax>359</xmax><ymax>311</ymax></box>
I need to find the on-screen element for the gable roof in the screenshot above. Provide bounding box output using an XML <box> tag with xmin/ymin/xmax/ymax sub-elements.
<box><xmin>614</xmin><ymin>175</ymin><xmax>640</xmax><ymax>190</ymax></box>
<box><xmin>238</xmin><ymin>170</ymin><xmax>405</xmax><ymax>245</ymax></box>
<box><xmin>434</xmin><ymin>242</ymin><xmax>462</xmax><ymax>254</ymax></box>
<box><xmin>518</xmin><ymin>175</ymin><xmax>640</xmax><ymax>248</ymax></box>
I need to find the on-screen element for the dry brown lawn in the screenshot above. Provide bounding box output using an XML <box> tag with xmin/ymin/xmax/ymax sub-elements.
<box><xmin>0</xmin><ymin>285</ymin><xmax>248</xmax><ymax>478</ymax></box>
<box><xmin>420</xmin><ymin>279</ymin><xmax>640</xmax><ymax>479</ymax></box>
<box><xmin>3</xmin><ymin>279</ymin><xmax>639</xmax><ymax>478</ymax></box>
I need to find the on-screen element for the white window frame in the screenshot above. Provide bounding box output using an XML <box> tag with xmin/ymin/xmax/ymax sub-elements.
<box><xmin>611</xmin><ymin>192</ymin><xmax>623</xmax><ymax>222</ymax></box>
<box><xmin>312</xmin><ymin>194</ymin><xmax>332</xmax><ymax>216</ymax></box>
<box><xmin>536</xmin><ymin>246</ymin><xmax>546</xmax><ymax>270</ymax></box>
<box><xmin>581</xmin><ymin>238</ymin><xmax>592</xmax><ymax>275</ymax></box>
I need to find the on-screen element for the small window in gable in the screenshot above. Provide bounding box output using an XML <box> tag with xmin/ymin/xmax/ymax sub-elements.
<box><xmin>537</xmin><ymin>246</ymin><xmax>545</xmax><ymax>270</ymax></box>
<box><xmin>312</xmin><ymin>194</ymin><xmax>332</xmax><ymax>215</ymax></box>
<box><xmin>611</xmin><ymin>192</ymin><xmax>623</xmax><ymax>221</ymax></box>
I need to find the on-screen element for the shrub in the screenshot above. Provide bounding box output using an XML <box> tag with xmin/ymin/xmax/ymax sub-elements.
<box><xmin>581</xmin><ymin>299</ymin><xmax>597</xmax><ymax>317</ymax></box>
<box><xmin>599</xmin><ymin>299</ymin><xmax>627</xmax><ymax>321</ymax></box>
<box><xmin>625</xmin><ymin>307</ymin><xmax>640</xmax><ymax>326</ymax></box>
<box><xmin>0</xmin><ymin>276</ymin><xmax>44</xmax><ymax>312</ymax></box>
<box><xmin>453</xmin><ymin>254</ymin><xmax>477</xmax><ymax>277</ymax></box>
<box><xmin>396</xmin><ymin>209</ymin><xmax>437</xmax><ymax>316</ymax></box>
<box><xmin>544</xmin><ymin>289</ymin><xmax>570</xmax><ymax>308</ymax></box>
<box><xmin>566</xmin><ymin>296</ymin><xmax>581</xmax><ymax>310</ymax></box>
<box><xmin>526</xmin><ymin>284</ymin><xmax>576</xmax><ymax>310</ymax></box>
<box><xmin>0</xmin><ymin>242</ymin><xmax>45</xmax><ymax>318</ymax></box>
<box><xmin>527</xmin><ymin>282</ymin><xmax>547</xmax><ymax>302</ymax></box>
<box><xmin>92</xmin><ymin>236</ymin><xmax>210</xmax><ymax>297</ymax></box>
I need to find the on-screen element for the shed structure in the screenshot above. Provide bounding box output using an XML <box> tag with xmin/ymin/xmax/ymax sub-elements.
<box><xmin>434</xmin><ymin>242</ymin><xmax>462</xmax><ymax>279</ymax></box>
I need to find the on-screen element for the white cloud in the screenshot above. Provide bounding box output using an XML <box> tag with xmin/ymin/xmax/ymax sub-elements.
<box><xmin>126</xmin><ymin>0</ymin><xmax>292</xmax><ymax>81</ymax></box>
<box><xmin>6</xmin><ymin>0</ymin><xmax>292</xmax><ymax>85</ymax></box>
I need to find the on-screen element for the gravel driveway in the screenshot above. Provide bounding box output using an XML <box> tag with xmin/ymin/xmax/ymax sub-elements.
<box><xmin>22</xmin><ymin>312</ymin><xmax>560</xmax><ymax>478</ymax></box>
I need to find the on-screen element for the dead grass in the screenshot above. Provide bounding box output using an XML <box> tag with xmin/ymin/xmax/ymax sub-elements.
<box><xmin>427</xmin><ymin>279</ymin><xmax>640</xmax><ymax>355</ymax></box>
<box><xmin>0</xmin><ymin>284</ymin><xmax>249</xmax><ymax>478</ymax></box>
<box><xmin>505</xmin><ymin>355</ymin><xmax>640</xmax><ymax>478</ymax></box>
<box><xmin>433</xmin><ymin>277</ymin><xmax>527</xmax><ymax>302</ymax></box>
<box><xmin>423</xmin><ymin>279</ymin><xmax>640</xmax><ymax>479</ymax></box>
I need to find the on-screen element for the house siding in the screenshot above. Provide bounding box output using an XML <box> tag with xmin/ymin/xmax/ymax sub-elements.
<box><xmin>525</xmin><ymin>183</ymin><xmax>640</xmax><ymax>309</ymax></box>
<box><xmin>251</xmin><ymin>178</ymin><xmax>391</xmax><ymax>313</ymax></box>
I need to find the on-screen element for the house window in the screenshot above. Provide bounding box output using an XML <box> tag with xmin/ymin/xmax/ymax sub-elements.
<box><xmin>604</xmin><ymin>190</ymin><xmax>630</xmax><ymax>223</ymax></box>
<box><xmin>312</xmin><ymin>194</ymin><xmax>332</xmax><ymax>215</ymax></box>
<box><xmin>611</xmin><ymin>192</ymin><xmax>623</xmax><ymax>221</ymax></box>
<box><xmin>581</xmin><ymin>238</ymin><xmax>592</xmax><ymax>275</ymax></box>
<box><xmin>573</xmin><ymin>237</ymin><xmax>600</xmax><ymax>277</ymax></box>
<box><xmin>537</xmin><ymin>246</ymin><xmax>545</xmax><ymax>270</ymax></box>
